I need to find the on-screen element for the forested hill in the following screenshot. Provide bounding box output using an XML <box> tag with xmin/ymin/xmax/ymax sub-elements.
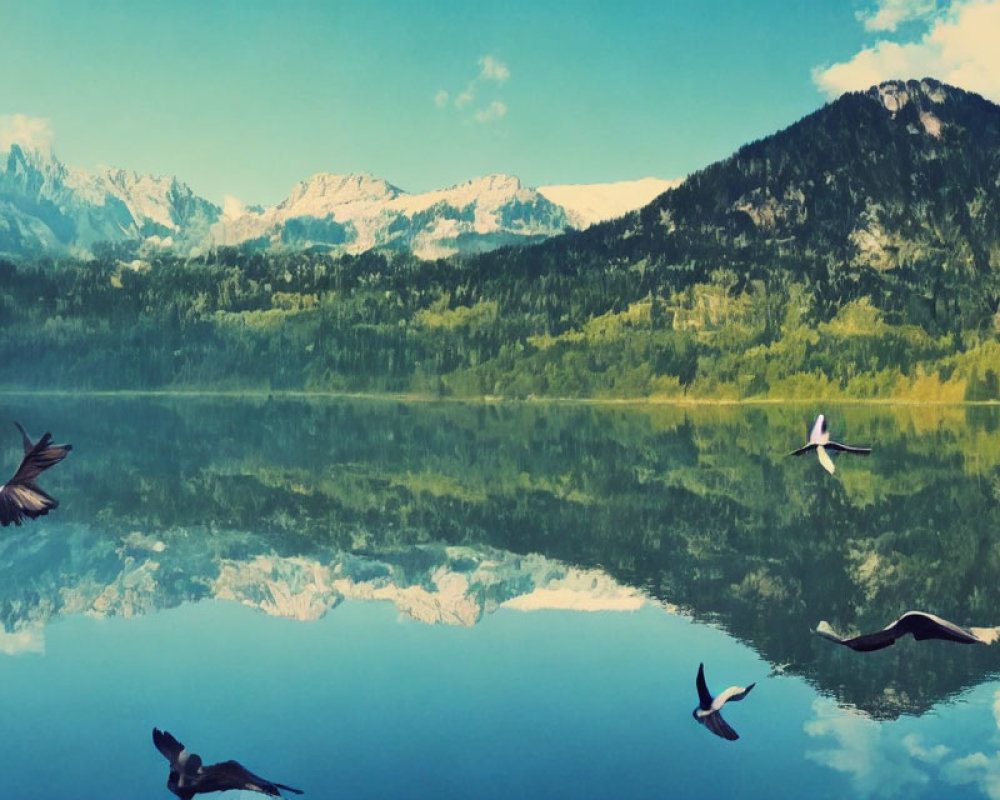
<box><xmin>481</xmin><ymin>78</ymin><xmax>1000</xmax><ymax>332</ymax></box>
<box><xmin>1</xmin><ymin>78</ymin><xmax>998</xmax><ymax>400</ymax></box>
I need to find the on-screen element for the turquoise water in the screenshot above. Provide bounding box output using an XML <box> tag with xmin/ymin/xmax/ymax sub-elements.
<box><xmin>1</xmin><ymin>397</ymin><xmax>999</xmax><ymax>798</ymax></box>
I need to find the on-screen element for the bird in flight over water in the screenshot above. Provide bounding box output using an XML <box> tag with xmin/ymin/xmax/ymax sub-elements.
<box><xmin>152</xmin><ymin>728</ymin><xmax>304</xmax><ymax>799</ymax></box>
<box><xmin>692</xmin><ymin>662</ymin><xmax>756</xmax><ymax>741</ymax></box>
<box><xmin>0</xmin><ymin>422</ymin><xmax>72</xmax><ymax>527</ymax></box>
<box><xmin>789</xmin><ymin>414</ymin><xmax>871</xmax><ymax>474</ymax></box>
<box><xmin>814</xmin><ymin>611</ymin><xmax>999</xmax><ymax>652</ymax></box>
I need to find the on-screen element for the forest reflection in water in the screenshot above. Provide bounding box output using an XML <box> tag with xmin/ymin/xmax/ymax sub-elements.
<box><xmin>1</xmin><ymin>394</ymin><xmax>1000</xmax><ymax>794</ymax></box>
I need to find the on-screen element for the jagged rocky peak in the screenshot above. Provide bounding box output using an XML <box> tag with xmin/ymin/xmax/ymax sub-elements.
<box><xmin>868</xmin><ymin>78</ymin><xmax>957</xmax><ymax>138</ymax></box>
<box><xmin>103</xmin><ymin>166</ymin><xmax>172</xmax><ymax>189</ymax></box>
<box><xmin>467</xmin><ymin>173</ymin><xmax>522</xmax><ymax>191</ymax></box>
<box><xmin>870</xmin><ymin>77</ymin><xmax>946</xmax><ymax>115</ymax></box>
<box><xmin>281</xmin><ymin>171</ymin><xmax>404</xmax><ymax>211</ymax></box>
<box><xmin>450</xmin><ymin>173</ymin><xmax>525</xmax><ymax>201</ymax></box>
<box><xmin>1</xmin><ymin>141</ymin><xmax>67</xmax><ymax>196</ymax></box>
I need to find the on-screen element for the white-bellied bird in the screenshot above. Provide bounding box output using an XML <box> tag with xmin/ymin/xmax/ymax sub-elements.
<box><xmin>789</xmin><ymin>414</ymin><xmax>871</xmax><ymax>474</ymax></box>
<box><xmin>692</xmin><ymin>662</ymin><xmax>756</xmax><ymax>741</ymax></box>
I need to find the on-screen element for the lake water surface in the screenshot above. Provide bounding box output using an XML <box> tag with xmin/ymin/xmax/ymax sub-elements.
<box><xmin>1</xmin><ymin>396</ymin><xmax>999</xmax><ymax>799</ymax></box>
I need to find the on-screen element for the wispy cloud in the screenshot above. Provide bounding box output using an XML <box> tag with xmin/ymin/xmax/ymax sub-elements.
<box><xmin>857</xmin><ymin>0</ymin><xmax>938</xmax><ymax>31</ymax></box>
<box><xmin>435</xmin><ymin>54</ymin><xmax>510</xmax><ymax>124</ymax></box>
<box><xmin>0</xmin><ymin>113</ymin><xmax>55</xmax><ymax>154</ymax></box>
<box><xmin>813</xmin><ymin>0</ymin><xmax>1000</xmax><ymax>103</ymax></box>
<box><xmin>478</xmin><ymin>55</ymin><xmax>510</xmax><ymax>82</ymax></box>
<box><xmin>474</xmin><ymin>101</ymin><xmax>508</xmax><ymax>124</ymax></box>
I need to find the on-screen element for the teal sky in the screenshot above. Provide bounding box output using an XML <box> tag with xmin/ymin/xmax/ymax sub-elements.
<box><xmin>2</xmin><ymin>0</ymin><xmax>998</xmax><ymax>205</ymax></box>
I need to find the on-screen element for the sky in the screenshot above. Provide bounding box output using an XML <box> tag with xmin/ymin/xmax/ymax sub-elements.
<box><xmin>1</xmin><ymin>0</ymin><xmax>999</xmax><ymax>207</ymax></box>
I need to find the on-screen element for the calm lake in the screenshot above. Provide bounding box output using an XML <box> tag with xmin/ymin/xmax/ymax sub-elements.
<box><xmin>1</xmin><ymin>395</ymin><xmax>999</xmax><ymax>799</ymax></box>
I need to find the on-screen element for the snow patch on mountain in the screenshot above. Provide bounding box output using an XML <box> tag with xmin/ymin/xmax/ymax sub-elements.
<box><xmin>538</xmin><ymin>177</ymin><xmax>682</xmax><ymax>228</ymax></box>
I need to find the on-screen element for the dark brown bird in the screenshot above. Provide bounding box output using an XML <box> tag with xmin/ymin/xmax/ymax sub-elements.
<box><xmin>152</xmin><ymin>728</ymin><xmax>304</xmax><ymax>799</ymax></box>
<box><xmin>814</xmin><ymin>611</ymin><xmax>999</xmax><ymax>652</ymax></box>
<box><xmin>0</xmin><ymin>422</ymin><xmax>72</xmax><ymax>527</ymax></box>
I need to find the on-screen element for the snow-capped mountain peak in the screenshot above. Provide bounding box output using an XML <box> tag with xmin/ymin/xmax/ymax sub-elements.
<box><xmin>0</xmin><ymin>142</ymin><xmax>678</xmax><ymax>260</ymax></box>
<box><xmin>280</xmin><ymin>171</ymin><xmax>404</xmax><ymax>215</ymax></box>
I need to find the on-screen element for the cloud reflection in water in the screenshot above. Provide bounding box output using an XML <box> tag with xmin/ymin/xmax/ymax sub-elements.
<box><xmin>806</xmin><ymin>688</ymin><xmax>1000</xmax><ymax>799</ymax></box>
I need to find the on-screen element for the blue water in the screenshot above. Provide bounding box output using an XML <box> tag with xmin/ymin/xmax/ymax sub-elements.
<box><xmin>3</xmin><ymin>397</ymin><xmax>1000</xmax><ymax>798</ymax></box>
<box><xmin>2</xmin><ymin>597</ymin><xmax>998</xmax><ymax>799</ymax></box>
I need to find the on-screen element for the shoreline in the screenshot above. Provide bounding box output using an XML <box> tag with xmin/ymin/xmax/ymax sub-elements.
<box><xmin>0</xmin><ymin>387</ymin><xmax>997</xmax><ymax>407</ymax></box>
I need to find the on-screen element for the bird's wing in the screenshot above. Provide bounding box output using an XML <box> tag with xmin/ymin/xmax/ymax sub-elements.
<box><xmin>14</xmin><ymin>422</ymin><xmax>32</xmax><ymax>453</ymax></box>
<box><xmin>836</xmin><ymin>631</ymin><xmax>897</xmax><ymax>651</ymax></box>
<box><xmin>0</xmin><ymin>428</ymin><xmax>71</xmax><ymax>526</ymax></box>
<box><xmin>0</xmin><ymin>483</ymin><xmax>57</xmax><ymax>526</ymax></box>
<box><xmin>898</xmin><ymin>612</ymin><xmax>984</xmax><ymax>645</ymax></box>
<box><xmin>5</xmin><ymin>432</ymin><xmax>71</xmax><ymax>486</ymax></box>
<box><xmin>813</xmin><ymin>620</ymin><xmax>845</xmax><ymax>643</ymax></box>
<box><xmin>200</xmin><ymin>761</ymin><xmax>300</xmax><ymax>796</ymax></box>
<box><xmin>152</xmin><ymin>728</ymin><xmax>186</xmax><ymax>765</ymax></box>
<box><xmin>809</xmin><ymin>415</ymin><xmax>827</xmax><ymax>443</ymax></box>
<box><xmin>814</xmin><ymin>621</ymin><xmax>897</xmax><ymax>651</ymax></box>
<box><xmin>826</xmin><ymin>441</ymin><xmax>872</xmax><ymax>455</ymax></box>
<box><xmin>712</xmin><ymin>683</ymin><xmax>755</xmax><ymax>710</ymax></box>
<box><xmin>695</xmin><ymin>663</ymin><xmax>713</xmax><ymax>711</ymax></box>
<box><xmin>788</xmin><ymin>444</ymin><xmax>817</xmax><ymax>457</ymax></box>
<box><xmin>701</xmin><ymin>711</ymin><xmax>740</xmax><ymax>741</ymax></box>
<box><xmin>816</xmin><ymin>446</ymin><xmax>836</xmax><ymax>474</ymax></box>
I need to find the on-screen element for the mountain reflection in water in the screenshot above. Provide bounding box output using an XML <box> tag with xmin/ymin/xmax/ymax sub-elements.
<box><xmin>1</xmin><ymin>395</ymin><xmax>999</xmax><ymax>725</ymax></box>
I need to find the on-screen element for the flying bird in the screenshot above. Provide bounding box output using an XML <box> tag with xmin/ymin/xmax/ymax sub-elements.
<box><xmin>0</xmin><ymin>422</ymin><xmax>72</xmax><ymax>527</ymax></box>
<box><xmin>814</xmin><ymin>611</ymin><xmax>999</xmax><ymax>652</ymax></box>
<box><xmin>789</xmin><ymin>413</ymin><xmax>871</xmax><ymax>474</ymax></box>
<box><xmin>152</xmin><ymin>729</ymin><xmax>303</xmax><ymax>799</ymax></box>
<box><xmin>692</xmin><ymin>662</ymin><xmax>756</xmax><ymax>741</ymax></box>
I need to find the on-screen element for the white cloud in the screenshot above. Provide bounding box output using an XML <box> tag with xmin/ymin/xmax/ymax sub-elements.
<box><xmin>222</xmin><ymin>195</ymin><xmax>248</xmax><ymax>220</ymax></box>
<box><xmin>437</xmin><ymin>55</ymin><xmax>510</xmax><ymax>121</ymax></box>
<box><xmin>804</xmin><ymin>698</ymin><xmax>933</xmax><ymax>797</ymax></box>
<box><xmin>0</xmin><ymin>623</ymin><xmax>45</xmax><ymax>656</ymax></box>
<box><xmin>857</xmin><ymin>0</ymin><xmax>938</xmax><ymax>31</ymax></box>
<box><xmin>478</xmin><ymin>55</ymin><xmax>510</xmax><ymax>83</ymax></box>
<box><xmin>0</xmin><ymin>113</ymin><xmax>55</xmax><ymax>154</ymax></box>
<box><xmin>474</xmin><ymin>101</ymin><xmax>508</xmax><ymax>124</ymax></box>
<box><xmin>814</xmin><ymin>0</ymin><xmax>1000</xmax><ymax>103</ymax></box>
<box><xmin>901</xmin><ymin>733</ymin><xmax>951</xmax><ymax>763</ymax></box>
<box><xmin>941</xmin><ymin>752</ymin><xmax>1000</xmax><ymax>799</ymax></box>
<box><xmin>807</xmin><ymin>688</ymin><xmax>1000</xmax><ymax>800</ymax></box>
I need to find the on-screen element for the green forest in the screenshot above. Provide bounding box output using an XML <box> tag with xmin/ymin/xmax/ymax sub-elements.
<box><xmin>3</xmin><ymin>82</ymin><xmax>1000</xmax><ymax>401</ymax></box>
<box><xmin>0</xmin><ymin>244</ymin><xmax>997</xmax><ymax>401</ymax></box>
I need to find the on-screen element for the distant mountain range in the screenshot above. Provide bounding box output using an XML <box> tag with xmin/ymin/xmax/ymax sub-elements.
<box><xmin>0</xmin><ymin>141</ymin><xmax>677</xmax><ymax>260</ymax></box>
